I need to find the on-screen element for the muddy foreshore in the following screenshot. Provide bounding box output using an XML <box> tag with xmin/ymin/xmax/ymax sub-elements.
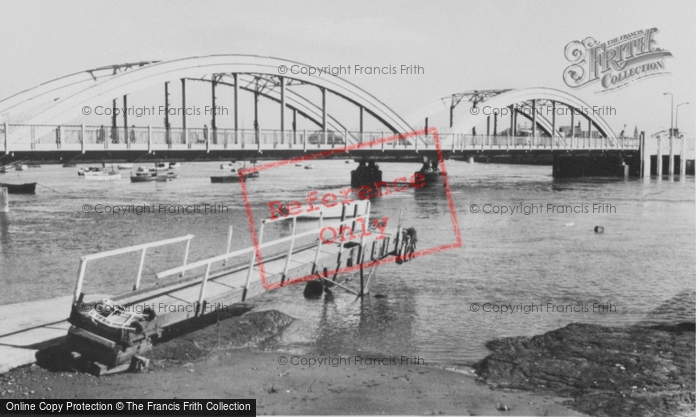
<box><xmin>0</xmin><ymin>310</ymin><xmax>694</xmax><ymax>416</ymax></box>
<box><xmin>473</xmin><ymin>322</ymin><xmax>696</xmax><ymax>417</ymax></box>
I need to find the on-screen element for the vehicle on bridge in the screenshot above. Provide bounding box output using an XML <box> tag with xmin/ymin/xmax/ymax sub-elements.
<box><xmin>307</xmin><ymin>130</ymin><xmax>345</xmax><ymax>145</ymax></box>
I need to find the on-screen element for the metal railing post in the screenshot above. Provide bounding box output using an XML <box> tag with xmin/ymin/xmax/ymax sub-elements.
<box><xmin>81</xmin><ymin>124</ymin><xmax>86</xmax><ymax>154</ymax></box>
<box><xmin>344</xmin><ymin>129</ymin><xmax>348</xmax><ymax>153</ymax></box>
<box><xmin>357</xmin><ymin>201</ymin><xmax>370</xmax><ymax>264</ymax></box>
<box><xmin>223</xmin><ymin>226</ymin><xmax>233</xmax><ymax>266</ymax></box>
<box><xmin>303</xmin><ymin>129</ymin><xmax>307</xmax><ymax>152</ymax></box>
<box><xmin>148</xmin><ymin>126</ymin><xmax>152</xmax><ymax>153</ymax></box>
<box><xmin>257</xmin><ymin>129</ymin><xmax>262</xmax><ymax>153</ymax></box>
<box><xmin>281</xmin><ymin>217</ymin><xmax>297</xmax><ymax>283</ymax></box>
<box><xmin>207</xmin><ymin>126</ymin><xmax>211</xmax><ymax>153</ymax></box>
<box><xmin>243</xmin><ymin>220</ymin><xmax>265</xmax><ymax>301</ymax></box>
<box><xmin>133</xmin><ymin>248</ymin><xmax>147</xmax><ymax>290</ymax></box>
<box><xmin>3</xmin><ymin>123</ymin><xmax>7</xmax><ymax>154</ymax></box>
<box><xmin>337</xmin><ymin>205</ymin><xmax>347</xmax><ymax>257</ymax></box>
<box><xmin>73</xmin><ymin>259</ymin><xmax>88</xmax><ymax>304</ymax></box>
<box><xmin>312</xmin><ymin>213</ymin><xmax>324</xmax><ymax>274</ymax></box>
<box><xmin>381</xmin><ymin>130</ymin><xmax>385</xmax><ymax>152</ymax></box>
<box><xmin>197</xmin><ymin>263</ymin><xmax>212</xmax><ymax>314</ymax></box>
<box><xmin>181</xmin><ymin>238</ymin><xmax>191</xmax><ymax>277</ymax></box>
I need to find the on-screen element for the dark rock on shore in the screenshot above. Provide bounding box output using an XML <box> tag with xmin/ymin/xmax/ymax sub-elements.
<box><xmin>149</xmin><ymin>310</ymin><xmax>295</xmax><ymax>362</ymax></box>
<box><xmin>474</xmin><ymin>322</ymin><xmax>695</xmax><ymax>417</ymax></box>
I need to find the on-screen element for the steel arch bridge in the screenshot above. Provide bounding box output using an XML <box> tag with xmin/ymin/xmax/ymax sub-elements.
<box><xmin>0</xmin><ymin>58</ymin><xmax>639</xmax><ymax>162</ymax></box>
<box><xmin>420</xmin><ymin>88</ymin><xmax>619</xmax><ymax>145</ymax></box>
<box><xmin>0</xmin><ymin>54</ymin><xmax>412</xmax><ymax>137</ymax></box>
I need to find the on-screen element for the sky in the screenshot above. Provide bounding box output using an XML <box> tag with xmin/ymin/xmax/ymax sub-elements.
<box><xmin>0</xmin><ymin>0</ymin><xmax>695</xmax><ymax>136</ymax></box>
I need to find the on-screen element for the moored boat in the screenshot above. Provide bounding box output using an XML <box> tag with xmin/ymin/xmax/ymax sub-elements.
<box><xmin>304</xmin><ymin>164</ymin><xmax>313</xmax><ymax>170</ymax></box>
<box><xmin>15</xmin><ymin>164</ymin><xmax>28</xmax><ymax>171</ymax></box>
<box><xmin>0</xmin><ymin>182</ymin><xmax>37</xmax><ymax>194</ymax></box>
<box><xmin>78</xmin><ymin>167</ymin><xmax>103</xmax><ymax>176</ymax></box>
<box><xmin>131</xmin><ymin>167</ymin><xmax>178</xmax><ymax>182</ymax></box>
<box><xmin>84</xmin><ymin>171</ymin><xmax>122</xmax><ymax>181</ymax></box>
<box><xmin>210</xmin><ymin>175</ymin><xmax>244</xmax><ymax>183</ymax></box>
<box><xmin>169</xmin><ymin>162</ymin><xmax>181</xmax><ymax>169</ymax></box>
<box><xmin>117</xmin><ymin>163</ymin><xmax>134</xmax><ymax>170</ymax></box>
<box><xmin>220</xmin><ymin>162</ymin><xmax>235</xmax><ymax>169</ymax></box>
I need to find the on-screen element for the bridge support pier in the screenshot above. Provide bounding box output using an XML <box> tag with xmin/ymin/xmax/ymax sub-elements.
<box><xmin>552</xmin><ymin>152</ymin><xmax>639</xmax><ymax>179</ymax></box>
<box><xmin>351</xmin><ymin>161</ymin><xmax>382</xmax><ymax>189</ymax></box>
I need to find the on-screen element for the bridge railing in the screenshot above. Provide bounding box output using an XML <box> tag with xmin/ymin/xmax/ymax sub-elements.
<box><xmin>2</xmin><ymin>123</ymin><xmax>645</xmax><ymax>153</ymax></box>
<box><xmin>436</xmin><ymin>133</ymin><xmax>640</xmax><ymax>151</ymax></box>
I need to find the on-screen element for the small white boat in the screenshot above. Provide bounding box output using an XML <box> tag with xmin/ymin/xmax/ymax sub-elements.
<box><xmin>84</xmin><ymin>171</ymin><xmax>122</xmax><ymax>181</ymax></box>
<box><xmin>295</xmin><ymin>163</ymin><xmax>303</xmax><ymax>167</ymax></box>
<box><xmin>156</xmin><ymin>162</ymin><xmax>169</xmax><ymax>170</ymax></box>
<box><xmin>117</xmin><ymin>163</ymin><xmax>134</xmax><ymax>170</ymax></box>
<box><xmin>304</xmin><ymin>164</ymin><xmax>313</xmax><ymax>170</ymax></box>
<box><xmin>15</xmin><ymin>164</ymin><xmax>28</xmax><ymax>171</ymax></box>
<box><xmin>221</xmin><ymin>162</ymin><xmax>235</xmax><ymax>169</ymax></box>
<box><xmin>78</xmin><ymin>167</ymin><xmax>103</xmax><ymax>176</ymax></box>
<box><xmin>169</xmin><ymin>162</ymin><xmax>181</xmax><ymax>169</ymax></box>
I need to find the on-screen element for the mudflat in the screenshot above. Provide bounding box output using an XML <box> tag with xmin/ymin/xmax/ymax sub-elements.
<box><xmin>0</xmin><ymin>310</ymin><xmax>584</xmax><ymax>416</ymax></box>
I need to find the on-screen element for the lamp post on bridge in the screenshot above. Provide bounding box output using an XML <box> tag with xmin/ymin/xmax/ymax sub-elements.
<box><xmin>675</xmin><ymin>102</ymin><xmax>689</xmax><ymax>133</ymax></box>
<box><xmin>663</xmin><ymin>93</ymin><xmax>674</xmax><ymax>137</ymax></box>
<box><xmin>663</xmin><ymin>92</ymin><xmax>674</xmax><ymax>176</ymax></box>
<box><xmin>676</xmin><ymin>102</ymin><xmax>689</xmax><ymax>176</ymax></box>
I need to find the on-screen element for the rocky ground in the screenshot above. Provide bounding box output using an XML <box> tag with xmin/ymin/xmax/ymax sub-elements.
<box><xmin>473</xmin><ymin>322</ymin><xmax>696</xmax><ymax>417</ymax></box>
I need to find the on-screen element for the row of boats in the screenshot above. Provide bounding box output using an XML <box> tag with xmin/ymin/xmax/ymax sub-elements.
<box><xmin>80</xmin><ymin>164</ymin><xmax>181</xmax><ymax>182</ymax></box>
<box><xmin>3</xmin><ymin>159</ymin><xmax>324</xmax><ymax>191</ymax></box>
<box><xmin>0</xmin><ymin>162</ymin><xmax>42</xmax><ymax>173</ymax></box>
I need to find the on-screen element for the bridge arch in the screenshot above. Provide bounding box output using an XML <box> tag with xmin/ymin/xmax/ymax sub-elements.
<box><xmin>448</xmin><ymin>88</ymin><xmax>618</xmax><ymax>145</ymax></box>
<box><xmin>0</xmin><ymin>55</ymin><xmax>412</xmax><ymax>136</ymax></box>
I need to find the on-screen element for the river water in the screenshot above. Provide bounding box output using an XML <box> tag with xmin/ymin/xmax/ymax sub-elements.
<box><xmin>0</xmin><ymin>160</ymin><xmax>695</xmax><ymax>364</ymax></box>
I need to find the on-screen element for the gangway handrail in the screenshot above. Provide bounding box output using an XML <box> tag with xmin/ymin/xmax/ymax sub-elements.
<box><xmin>155</xmin><ymin>211</ymin><xmax>370</xmax><ymax>279</ymax></box>
<box><xmin>73</xmin><ymin>234</ymin><xmax>194</xmax><ymax>303</ymax></box>
<box><xmin>155</xmin><ymin>201</ymin><xmax>373</xmax><ymax>305</ymax></box>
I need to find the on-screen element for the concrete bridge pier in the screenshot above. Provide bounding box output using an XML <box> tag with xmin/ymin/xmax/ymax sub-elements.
<box><xmin>552</xmin><ymin>152</ymin><xmax>638</xmax><ymax>179</ymax></box>
<box><xmin>351</xmin><ymin>161</ymin><xmax>382</xmax><ymax>189</ymax></box>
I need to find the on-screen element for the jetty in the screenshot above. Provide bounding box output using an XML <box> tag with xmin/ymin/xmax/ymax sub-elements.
<box><xmin>0</xmin><ymin>200</ymin><xmax>416</xmax><ymax>375</ymax></box>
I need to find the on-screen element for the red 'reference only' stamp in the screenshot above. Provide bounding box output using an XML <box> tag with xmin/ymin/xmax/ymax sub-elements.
<box><xmin>237</xmin><ymin>128</ymin><xmax>462</xmax><ymax>291</ymax></box>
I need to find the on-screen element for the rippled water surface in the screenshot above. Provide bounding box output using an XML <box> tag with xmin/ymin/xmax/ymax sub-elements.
<box><xmin>0</xmin><ymin>160</ymin><xmax>695</xmax><ymax>364</ymax></box>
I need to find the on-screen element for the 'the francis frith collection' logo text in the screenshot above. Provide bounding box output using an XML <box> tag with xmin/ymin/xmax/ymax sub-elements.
<box><xmin>563</xmin><ymin>28</ymin><xmax>672</xmax><ymax>93</ymax></box>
